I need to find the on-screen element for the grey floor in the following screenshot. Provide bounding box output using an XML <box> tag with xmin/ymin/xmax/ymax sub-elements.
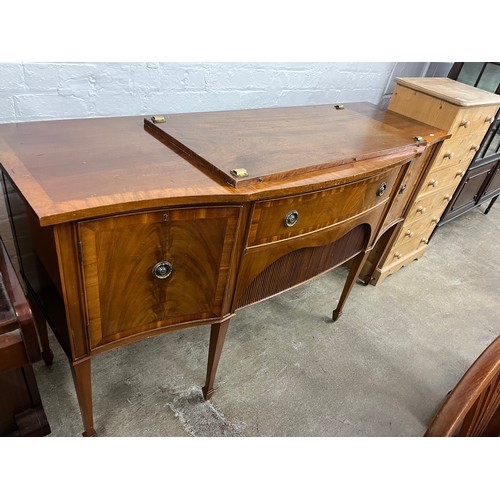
<box><xmin>34</xmin><ymin>204</ymin><xmax>500</xmax><ymax>437</ymax></box>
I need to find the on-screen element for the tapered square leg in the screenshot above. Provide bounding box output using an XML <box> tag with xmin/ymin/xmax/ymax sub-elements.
<box><xmin>70</xmin><ymin>359</ymin><xmax>97</xmax><ymax>437</ymax></box>
<box><xmin>332</xmin><ymin>250</ymin><xmax>370</xmax><ymax>321</ymax></box>
<box><xmin>202</xmin><ymin>319</ymin><xmax>230</xmax><ymax>400</ymax></box>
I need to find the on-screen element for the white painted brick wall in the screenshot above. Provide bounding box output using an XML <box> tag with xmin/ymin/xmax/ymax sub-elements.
<box><xmin>0</xmin><ymin>62</ymin><xmax>397</xmax><ymax>123</ymax></box>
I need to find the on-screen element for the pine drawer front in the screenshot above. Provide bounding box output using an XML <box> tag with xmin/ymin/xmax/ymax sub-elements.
<box><xmin>449</xmin><ymin>105</ymin><xmax>498</xmax><ymax>138</ymax></box>
<box><xmin>406</xmin><ymin>188</ymin><xmax>454</xmax><ymax>225</ymax></box>
<box><xmin>78</xmin><ymin>206</ymin><xmax>241</xmax><ymax>349</ymax></box>
<box><xmin>387</xmin><ymin>236</ymin><xmax>429</xmax><ymax>266</ymax></box>
<box><xmin>247</xmin><ymin>168</ymin><xmax>400</xmax><ymax>247</ymax></box>
<box><xmin>393</xmin><ymin>214</ymin><xmax>441</xmax><ymax>249</ymax></box>
<box><xmin>418</xmin><ymin>163</ymin><xmax>467</xmax><ymax>197</ymax></box>
<box><xmin>430</xmin><ymin>133</ymin><xmax>485</xmax><ymax>173</ymax></box>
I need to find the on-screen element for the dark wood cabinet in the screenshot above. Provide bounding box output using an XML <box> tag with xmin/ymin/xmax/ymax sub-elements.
<box><xmin>440</xmin><ymin>62</ymin><xmax>500</xmax><ymax>224</ymax></box>
<box><xmin>0</xmin><ymin>237</ymin><xmax>51</xmax><ymax>436</ymax></box>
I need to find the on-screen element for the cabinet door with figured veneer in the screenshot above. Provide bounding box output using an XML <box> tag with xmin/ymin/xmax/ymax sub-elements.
<box><xmin>78</xmin><ymin>206</ymin><xmax>241</xmax><ymax>349</ymax></box>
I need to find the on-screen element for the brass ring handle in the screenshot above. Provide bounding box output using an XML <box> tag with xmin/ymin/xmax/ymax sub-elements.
<box><xmin>428</xmin><ymin>179</ymin><xmax>438</xmax><ymax>187</ymax></box>
<box><xmin>444</xmin><ymin>151</ymin><xmax>455</xmax><ymax>159</ymax></box>
<box><xmin>152</xmin><ymin>261</ymin><xmax>173</xmax><ymax>280</ymax></box>
<box><xmin>376</xmin><ymin>182</ymin><xmax>387</xmax><ymax>197</ymax></box>
<box><xmin>283</xmin><ymin>210</ymin><xmax>299</xmax><ymax>227</ymax></box>
<box><xmin>460</xmin><ymin>119</ymin><xmax>470</xmax><ymax>128</ymax></box>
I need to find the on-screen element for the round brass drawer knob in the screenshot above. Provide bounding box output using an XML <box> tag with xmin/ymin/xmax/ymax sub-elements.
<box><xmin>283</xmin><ymin>210</ymin><xmax>299</xmax><ymax>227</ymax></box>
<box><xmin>152</xmin><ymin>261</ymin><xmax>173</xmax><ymax>280</ymax></box>
<box><xmin>405</xmin><ymin>230</ymin><xmax>414</xmax><ymax>238</ymax></box>
<box><xmin>444</xmin><ymin>151</ymin><xmax>455</xmax><ymax>159</ymax></box>
<box><xmin>416</xmin><ymin>206</ymin><xmax>426</xmax><ymax>214</ymax></box>
<box><xmin>460</xmin><ymin>119</ymin><xmax>470</xmax><ymax>128</ymax></box>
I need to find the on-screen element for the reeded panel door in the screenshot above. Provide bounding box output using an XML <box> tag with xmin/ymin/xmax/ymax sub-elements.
<box><xmin>78</xmin><ymin>206</ymin><xmax>241</xmax><ymax>349</ymax></box>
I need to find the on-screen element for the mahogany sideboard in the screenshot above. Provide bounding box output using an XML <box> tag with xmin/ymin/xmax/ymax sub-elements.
<box><xmin>0</xmin><ymin>102</ymin><xmax>447</xmax><ymax>436</ymax></box>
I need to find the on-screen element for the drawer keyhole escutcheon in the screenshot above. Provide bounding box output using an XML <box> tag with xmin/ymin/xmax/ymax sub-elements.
<box><xmin>152</xmin><ymin>261</ymin><xmax>173</xmax><ymax>280</ymax></box>
<box><xmin>283</xmin><ymin>210</ymin><xmax>299</xmax><ymax>227</ymax></box>
<box><xmin>399</xmin><ymin>183</ymin><xmax>407</xmax><ymax>194</ymax></box>
<box><xmin>376</xmin><ymin>182</ymin><xmax>387</xmax><ymax>197</ymax></box>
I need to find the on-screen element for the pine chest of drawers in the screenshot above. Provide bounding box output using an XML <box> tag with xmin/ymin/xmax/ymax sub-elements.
<box><xmin>363</xmin><ymin>78</ymin><xmax>500</xmax><ymax>284</ymax></box>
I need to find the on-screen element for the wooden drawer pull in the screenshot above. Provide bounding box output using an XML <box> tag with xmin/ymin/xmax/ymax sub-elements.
<box><xmin>428</xmin><ymin>179</ymin><xmax>438</xmax><ymax>187</ymax></box>
<box><xmin>394</xmin><ymin>252</ymin><xmax>402</xmax><ymax>259</ymax></box>
<box><xmin>152</xmin><ymin>261</ymin><xmax>173</xmax><ymax>280</ymax></box>
<box><xmin>404</xmin><ymin>230</ymin><xmax>414</xmax><ymax>238</ymax></box>
<box><xmin>443</xmin><ymin>194</ymin><xmax>451</xmax><ymax>202</ymax></box>
<box><xmin>485</xmin><ymin>115</ymin><xmax>494</xmax><ymax>124</ymax></box>
<box><xmin>459</xmin><ymin>119</ymin><xmax>470</xmax><ymax>128</ymax></box>
<box><xmin>431</xmin><ymin>217</ymin><xmax>440</xmax><ymax>224</ymax></box>
<box><xmin>416</xmin><ymin>206</ymin><xmax>426</xmax><ymax>214</ymax></box>
<box><xmin>470</xmin><ymin>144</ymin><xmax>479</xmax><ymax>151</ymax></box>
<box><xmin>421</xmin><ymin>238</ymin><xmax>429</xmax><ymax>244</ymax></box>
<box><xmin>456</xmin><ymin>170</ymin><xmax>465</xmax><ymax>178</ymax></box>
<box><xmin>444</xmin><ymin>151</ymin><xmax>454</xmax><ymax>159</ymax></box>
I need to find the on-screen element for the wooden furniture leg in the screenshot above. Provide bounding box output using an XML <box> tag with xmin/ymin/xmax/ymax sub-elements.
<box><xmin>484</xmin><ymin>194</ymin><xmax>498</xmax><ymax>215</ymax></box>
<box><xmin>70</xmin><ymin>359</ymin><xmax>96</xmax><ymax>437</ymax></box>
<box><xmin>202</xmin><ymin>319</ymin><xmax>231</xmax><ymax>400</ymax></box>
<box><xmin>332</xmin><ymin>250</ymin><xmax>370</xmax><ymax>321</ymax></box>
<box><xmin>28</xmin><ymin>297</ymin><xmax>54</xmax><ymax>366</ymax></box>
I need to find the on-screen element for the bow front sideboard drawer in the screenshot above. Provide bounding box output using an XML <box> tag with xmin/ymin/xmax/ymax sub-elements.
<box><xmin>246</xmin><ymin>168</ymin><xmax>401</xmax><ymax>248</ymax></box>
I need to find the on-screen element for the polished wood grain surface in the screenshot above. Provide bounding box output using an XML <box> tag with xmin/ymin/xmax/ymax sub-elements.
<box><xmin>145</xmin><ymin>103</ymin><xmax>438</xmax><ymax>186</ymax></box>
<box><xmin>425</xmin><ymin>336</ymin><xmax>500</xmax><ymax>437</ymax></box>
<box><xmin>79</xmin><ymin>206</ymin><xmax>241</xmax><ymax>348</ymax></box>
<box><xmin>247</xmin><ymin>167</ymin><xmax>399</xmax><ymax>246</ymax></box>
<box><xmin>0</xmin><ymin>103</ymin><xmax>447</xmax><ymax>226</ymax></box>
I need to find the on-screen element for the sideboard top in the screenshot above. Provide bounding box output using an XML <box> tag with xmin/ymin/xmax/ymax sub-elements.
<box><xmin>0</xmin><ymin>102</ymin><xmax>447</xmax><ymax>226</ymax></box>
<box><xmin>394</xmin><ymin>77</ymin><xmax>500</xmax><ymax>107</ymax></box>
<box><xmin>145</xmin><ymin>103</ymin><xmax>440</xmax><ymax>187</ymax></box>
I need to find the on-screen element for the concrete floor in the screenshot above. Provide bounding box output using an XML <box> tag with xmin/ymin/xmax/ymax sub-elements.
<box><xmin>34</xmin><ymin>204</ymin><xmax>500</xmax><ymax>437</ymax></box>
